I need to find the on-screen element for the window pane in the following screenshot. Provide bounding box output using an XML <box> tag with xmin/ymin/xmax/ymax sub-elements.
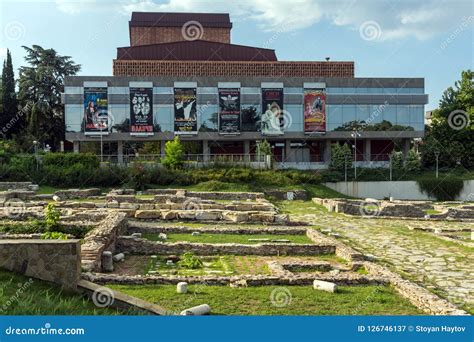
<box><xmin>198</xmin><ymin>104</ymin><xmax>218</xmax><ymax>132</ymax></box>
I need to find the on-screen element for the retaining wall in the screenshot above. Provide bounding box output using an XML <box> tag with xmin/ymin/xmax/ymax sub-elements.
<box><xmin>116</xmin><ymin>237</ymin><xmax>335</xmax><ymax>256</ymax></box>
<box><xmin>0</xmin><ymin>239</ymin><xmax>81</xmax><ymax>290</ymax></box>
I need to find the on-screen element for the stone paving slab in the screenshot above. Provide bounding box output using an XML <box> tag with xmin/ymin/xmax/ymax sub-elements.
<box><xmin>296</xmin><ymin>208</ymin><xmax>474</xmax><ymax>313</ymax></box>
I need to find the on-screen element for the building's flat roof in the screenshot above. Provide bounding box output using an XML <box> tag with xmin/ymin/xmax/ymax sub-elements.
<box><xmin>117</xmin><ymin>40</ymin><xmax>277</xmax><ymax>61</ymax></box>
<box><xmin>130</xmin><ymin>12</ymin><xmax>232</xmax><ymax>28</ymax></box>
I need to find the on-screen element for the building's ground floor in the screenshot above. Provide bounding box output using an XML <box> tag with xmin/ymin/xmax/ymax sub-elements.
<box><xmin>70</xmin><ymin>137</ymin><xmax>413</xmax><ymax>169</ymax></box>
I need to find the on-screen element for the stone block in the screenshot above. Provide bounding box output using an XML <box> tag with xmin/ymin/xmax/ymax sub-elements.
<box><xmin>177</xmin><ymin>282</ymin><xmax>188</xmax><ymax>294</ymax></box>
<box><xmin>180</xmin><ymin>304</ymin><xmax>211</xmax><ymax>316</ymax></box>
<box><xmin>222</xmin><ymin>211</ymin><xmax>249</xmax><ymax>223</ymax></box>
<box><xmin>160</xmin><ymin>211</ymin><xmax>176</xmax><ymax>220</ymax></box>
<box><xmin>313</xmin><ymin>280</ymin><xmax>337</xmax><ymax>293</ymax></box>
<box><xmin>135</xmin><ymin>210</ymin><xmax>161</xmax><ymax>219</ymax></box>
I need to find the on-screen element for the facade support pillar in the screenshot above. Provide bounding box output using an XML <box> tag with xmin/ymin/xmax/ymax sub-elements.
<box><xmin>324</xmin><ymin>140</ymin><xmax>332</xmax><ymax>163</ymax></box>
<box><xmin>243</xmin><ymin>140</ymin><xmax>250</xmax><ymax>162</ymax></box>
<box><xmin>402</xmin><ymin>139</ymin><xmax>410</xmax><ymax>158</ymax></box>
<box><xmin>203</xmin><ymin>140</ymin><xmax>210</xmax><ymax>163</ymax></box>
<box><xmin>284</xmin><ymin>140</ymin><xmax>292</xmax><ymax>163</ymax></box>
<box><xmin>160</xmin><ymin>140</ymin><xmax>166</xmax><ymax>158</ymax></box>
<box><xmin>117</xmin><ymin>141</ymin><xmax>124</xmax><ymax>164</ymax></box>
<box><xmin>73</xmin><ymin>141</ymin><xmax>79</xmax><ymax>153</ymax></box>
<box><xmin>364</xmin><ymin>139</ymin><xmax>371</xmax><ymax>162</ymax></box>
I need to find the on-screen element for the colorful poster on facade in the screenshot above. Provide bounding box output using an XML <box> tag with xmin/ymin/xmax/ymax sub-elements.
<box><xmin>130</xmin><ymin>87</ymin><xmax>153</xmax><ymax>135</ymax></box>
<box><xmin>83</xmin><ymin>87</ymin><xmax>109</xmax><ymax>134</ymax></box>
<box><xmin>174</xmin><ymin>88</ymin><xmax>197</xmax><ymax>134</ymax></box>
<box><xmin>218</xmin><ymin>88</ymin><xmax>240</xmax><ymax>134</ymax></box>
<box><xmin>261</xmin><ymin>88</ymin><xmax>284</xmax><ymax>135</ymax></box>
<box><xmin>304</xmin><ymin>89</ymin><xmax>326</xmax><ymax>133</ymax></box>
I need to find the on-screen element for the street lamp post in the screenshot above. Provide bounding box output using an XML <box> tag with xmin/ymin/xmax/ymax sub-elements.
<box><xmin>33</xmin><ymin>140</ymin><xmax>39</xmax><ymax>170</ymax></box>
<box><xmin>351</xmin><ymin>131</ymin><xmax>361</xmax><ymax>180</ymax></box>
<box><xmin>344</xmin><ymin>154</ymin><xmax>348</xmax><ymax>183</ymax></box>
<box><xmin>95</xmin><ymin>117</ymin><xmax>109</xmax><ymax>163</ymax></box>
<box><xmin>389</xmin><ymin>153</ymin><xmax>393</xmax><ymax>181</ymax></box>
<box><xmin>434</xmin><ymin>150</ymin><xmax>440</xmax><ymax>179</ymax></box>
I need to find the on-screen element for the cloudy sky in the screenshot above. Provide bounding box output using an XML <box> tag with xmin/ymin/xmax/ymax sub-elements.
<box><xmin>1</xmin><ymin>0</ymin><xmax>472</xmax><ymax>109</ymax></box>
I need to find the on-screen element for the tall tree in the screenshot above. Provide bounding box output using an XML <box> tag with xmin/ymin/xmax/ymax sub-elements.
<box><xmin>1</xmin><ymin>49</ymin><xmax>19</xmax><ymax>138</ymax></box>
<box><xmin>18</xmin><ymin>45</ymin><xmax>80</xmax><ymax>150</ymax></box>
<box><xmin>420</xmin><ymin>70</ymin><xmax>473</xmax><ymax>169</ymax></box>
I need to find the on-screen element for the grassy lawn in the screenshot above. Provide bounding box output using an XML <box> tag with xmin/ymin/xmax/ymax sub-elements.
<box><xmin>425</xmin><ymin>209</ymin><xmax>442</xmax><ymax>215</ymax></box>
<box><xmin>0</xmin><ymin>269</ymin><xmax>122</xmax><ymax>315</ymax></box>
<box><xmin>143</xmin><ymin>233</ymin><xmax>313</xmax><ymax>244</ymax></box>
<box><xmin>109</xmin><ymin>284</ymin><xmax>422</xmax><ymax>315</ymax></box>
<box><xmin>273</xmin><ymin>200</ymin><xmax>328</xmax><ymax>216</ymax></box>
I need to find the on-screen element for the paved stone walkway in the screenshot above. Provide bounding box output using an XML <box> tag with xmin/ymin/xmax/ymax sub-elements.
<box><xmin>293</xmin><ymin>205</ymin><xmax>474</xmax><ymax>313</ymax></box>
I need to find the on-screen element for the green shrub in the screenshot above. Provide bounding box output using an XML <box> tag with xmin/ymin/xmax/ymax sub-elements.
<box><xmin>42</xmin><ymin>153</ymin><xmax>99</xmax><ymax>168</ymax></box>
<box><xmin>128</xmin><ymin>162</ymin><xmax>150</xmax><ymax>190</ymax></box>
<box><xmin>162</xmin><ymin>136</ymin><xmax>184</xmax><ymax>170</ymax></box>
<box><xmin>41</xmin><ymin>231</ymin><xmax>68</xmax><ymax>240</ymax></box>
<box><xmin>330</xmin><ymin>143</ymin><xmax>352</xmax><ymax>171</ymax></box>
<box><xmin>417</xmin><ymin>177</ymin><xmax>464</xmax><ymax>201</ymax></box>
<box><xmin>177</xmin><ymin>252</ymin><xmax>203</xmax><ymax>269</ymax></box>
<box><xmin>45</xmin><ymin>203</ymin><xmax>61</xmax><ymax>231</ymax></box>
<box><xmin>390</xmin><ymin>151</ymin><xmax>404</xmax><ymax>170</ymax></box>
<box><xmin>405</xmin><ymin>149</ymin><xmax>422</xmax><ymax>173</ymax></box>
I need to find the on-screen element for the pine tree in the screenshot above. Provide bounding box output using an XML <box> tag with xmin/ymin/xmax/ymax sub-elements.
<box><xmin>162</xmin><ymin>136</ymin><xmax>185</xmax><ymax>169</ymax></box>
<box><xmin>1</xmin><ymin>49</ymin><xmax>19</xmax><ymax>138</ymax></box>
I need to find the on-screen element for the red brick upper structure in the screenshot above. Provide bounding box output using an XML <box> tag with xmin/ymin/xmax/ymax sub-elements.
<box><xmin>114</xmin><ymin>12</ymin><xmax>355</xmax><ymax>78</ymax></box>
<box><xmin>117</xmin><ymin>40</ymin><xmax>277</xmax><ymax>61</ymax></box>
<box><xmin>129</xmin><ymin>12</ymin><xmax>232</xmax><ymax>45</ymax></box>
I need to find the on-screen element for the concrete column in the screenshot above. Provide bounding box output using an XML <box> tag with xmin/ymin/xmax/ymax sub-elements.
<box><xmin>243</xmin><ymin>140</ymin><xmax>250</xmax><ymax>162</ymax></box>
<box><xmin>160</xmin><ymin>141</ymin><xmax>166</xmax><ymax>158</ymax></box>
<box><xmin>73</xmin><ymin>141</ymin><xmax>79</xmax><ymax>153</ymax></box>
<box><xmin>284</xmin><ymin>140</ymin><xmax>292</xmax><ymax>162</ymax></box>
<box><xmin>323</xmin><ymin>140</ymin><xmax>332</xmax><ymax>163</ymax></box>
<box><xmin>402</xmin><ymin>139</ymin><xmax>410</xmax><ymax>158</ymax></box>
<box><xmin>202</xmin><ymin>140</ymin><xmax>210</xmax><ymax>162</ymax></box>
<box><xmin>364</xmin><ymin>139</ymin><xmax>371</xmax><ymax>161</ymax></box>
<box><xmin>117</xmin><ymin>141</ymin><xmax>124</xmax><ymax>164</ymax></box>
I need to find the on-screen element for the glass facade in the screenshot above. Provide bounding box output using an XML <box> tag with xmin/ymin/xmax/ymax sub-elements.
<box><xmin>65</xmin><ymin>86</ymin><xmax>425</xmax><ymax>133</ymax></box>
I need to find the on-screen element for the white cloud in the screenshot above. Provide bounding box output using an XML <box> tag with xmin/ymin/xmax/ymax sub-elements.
<box><xmin>56</xmin><ymin>0</ymin><xmax>473</xmax><ymax>41</ymax></box>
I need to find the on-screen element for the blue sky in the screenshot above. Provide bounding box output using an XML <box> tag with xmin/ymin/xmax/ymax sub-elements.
<box><xmin>0</xmin><ymin>0</ymin><xmax>472</xmax><ymax>110</ymax></box>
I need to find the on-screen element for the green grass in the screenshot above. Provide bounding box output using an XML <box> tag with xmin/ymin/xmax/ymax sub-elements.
<box><xmin>37</xmin><ymin>185</ymin><xmax>62</xmax><ymax>194</ymax></box>
<box><xmin>273</xmin><ymin>200</ymin><xmax>328</xmax><ymax>216</ymax></box>
<box><xmin>147</xmin><ymin>182</ymin><xmax>349</xmax><ymax>199</ymax></box>
<box><xmin>143</xmin><ymin>233</ymin><xmax>313</xmax><ymax>244</ymax></box>
<box><xmin>425</xmin><ymin>209</ymin><xmax>442</xmax><ymax>215</ymax></box>
<box><xmin>0</xmin><ymin>269</ymin><xmax>123</xmax><ymax>315</ymax></box>
<box><xmin>109</xmin><ymin>284</ymin><xmax>422</xmax><ymax>315</ymax></box>
<box><xmin>146</xmin><ymin>255</ymin><xmax>234</xmax><ymax>276</ymax></box>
